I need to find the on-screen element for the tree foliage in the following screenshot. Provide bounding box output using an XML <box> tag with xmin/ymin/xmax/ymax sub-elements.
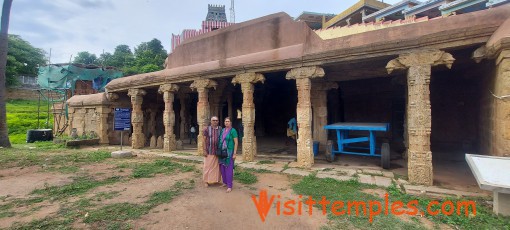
<box><xmin>6</xmin><ymin>34</ymin><xmax>46</xmax><ymax>87</ymax></box>
<box><xmin>74</xmin><ymin>38</ymin><xmax>168</xmax><ymax>76</ymax></box>
<box><xmin>73</xmin><ymin>51</ymin><xmax>97</xmax><ymax>65</ymax></box>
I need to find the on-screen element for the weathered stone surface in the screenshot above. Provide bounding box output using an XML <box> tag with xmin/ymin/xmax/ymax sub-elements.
<box><xmin>150</xmin><ymin>135</ymin><xmax>157</xmax><ymax>148</ymax></box>
<box><xmin>281</xmin><ymin>168</ymin><xmax>311</xmax><ymax>177</ymax></box>
<box><xmin>382</xmin><ymin>171</ymin><xmax>395</xmax><ymax>178</ymax></box>
<box><xmin>156</xmin><ymin>136</ymin><xmax>163</xmax><ymax>149</ymax></box>
<box><xmin>316</xmin><ymin>172</ymin><xmax>353</xmax><ymax>181</ymax></box>
<box><xmin>311</xmin><ymin>81</ymin><xmax>338</xmax><ymax>151</ymax></box>
<box><xmin>232</xmin><ymin>73</ymin><xmax>265</xmax><ymax>162</ymax></box>
<box><xmin>358</xmin><ymin>174</ymin><xmax>375</xmax><ymax>185</ymax></box>
<box><xmin>159</xmin><ymin>84</ymin><xmax>179</xmax><ymax>152</ymax></box>
<box><xmin>111</xmin><ymin>150</ymin><xmax>133</xmax><ymax>158</ymax></box>
<box><xmin>387</xmin><ymin>50</ymin><xmax>454</xmax><ymax>186</ymax></box>
<box><xmin>362</xmin><ymin>169</ymin><xmax>383</xmax><ymax>176</ymax></box>
<box><xmin>190</xmin><ymin>79</ymin><xmax>217</xmax><ymax>156</ymax></box>
<box><xmin>286</xmin><ymin>66</ymin><xmax>325</xmax><ymax>168</ymax></box>
<box><xmin>176</xmin><ymin>140</ymin><xmax>183</xmax><ymax>150</ymax></box>
<box><xmin>128</xmin><ymin>88</ymin><xmax>147</xmax><ymax>149</ymax></box>
<box><xmin>403</xmin><ymin>184</ymin><xmax>488</xmax><ymax>198</ymax></box>
<box><xmin>374</xmin><ymin>176</ymin><xmax>392</xmax><ymax>187</ymax></box>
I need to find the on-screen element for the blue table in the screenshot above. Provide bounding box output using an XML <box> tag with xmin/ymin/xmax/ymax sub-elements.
<box><xmin>323</xmin><ymin>122</ymin><xmax>391</xmax><ymax>169</ymax></box>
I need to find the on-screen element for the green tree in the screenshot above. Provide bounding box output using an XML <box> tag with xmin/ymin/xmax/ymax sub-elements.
<box><xmin>110</xmin><ymin>44</ymin><xmax>134</xmax><ymax>69</ymax></box>
<box><xmin>73</xmin><ymin>51</ymin><xmax>98</xmax><ymax>65</ymax></box>
<box><xmin>0</xmin><ymin>0</ymin><xmax>13</xmax><ymax>147</ymax></box>
<box><xmin>98</xmin><ymin>52</ymin><xmax>113</xmax><ymax>66</ymax></box>
<box><xmin>133</xmin><ymin>38</ymin><xmax>167</xmax><ymax>73</ymax></box>
<box><xmin>6</xmin><ymin>34</ymin><xmax>46</xmax><ymax>86</ymax></box>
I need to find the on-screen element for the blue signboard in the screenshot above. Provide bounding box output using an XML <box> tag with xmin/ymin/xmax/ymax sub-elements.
<box><xmin>114</xmin><ymin>108</ymin><xmax>131</xmax><ymax>131</ymax></box>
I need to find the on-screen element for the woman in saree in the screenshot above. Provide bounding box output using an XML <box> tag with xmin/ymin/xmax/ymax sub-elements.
<box><xmin>218</xmin><ymin>117</ymin><xmax>238</xmax><ymax>193</ymax></box>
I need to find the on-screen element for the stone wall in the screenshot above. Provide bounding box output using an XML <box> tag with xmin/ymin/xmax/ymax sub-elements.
<box><xmin>338</xmin><ymin>77</ymin><xmax>400</xmax><ymax>141</ymax></box>
<box><xmin>429</xmin><ymin>70</ymin><xmax>480</xmax><ymax>154</ymax></box>
<box><xmin>6</xmin><ymin>88</ymin><xmax>60</xmax><ymax>100</ymax></box>
<box><xmin>479</xmin><ymin>53</ymin><xmax>510</xmax><ymax>157</ymax></box>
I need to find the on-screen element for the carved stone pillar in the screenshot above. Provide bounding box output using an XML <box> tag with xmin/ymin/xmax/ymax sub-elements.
<box><xmin>387</xmin><ymin>50</ymin><xmax>455</xmax><ymax>186</ymax></box>
<box><xmin>159</xmin><ymin>84</ymin><xmax>179</xmax><ymax>152</ymax></box>
<box><xmin>286</xmin><ymin>66</ymin><xmax>325</xmax><ymax>168</ymax></box>
<box><xmin>147</xmin><ymin>107</ymin><xmax>157</xmax><ymax>139</ymax></box>
<box><xmin>178</xmin><ymin>93</ymin><xmax>189</xmax><ymax>140</ymax></box>
<box><xmin>128</xmin><ymin>88</ymin><xmax>147</xmax><ymax>149</ymax></box>
<box><xmin>98</xmin><ymin>106</ymin><xmax>110</xmax><ymax>144</ymax></box>
<box><xmin>311</xmin><ymin>81</ymin><xmax>338</xmax><ymax>152</ymax></box>
<box><xmin>190</xmin><ymin>79</ymin><xmax>217</xmax><ymax>156</ymax></box>
<box><xmin>232</xmin><ymin>73</ymin><xmax>265</xmax><ymax>162</ymax></box>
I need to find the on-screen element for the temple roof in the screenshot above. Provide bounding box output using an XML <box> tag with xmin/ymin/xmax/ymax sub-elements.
<box><xmin>105</xmin><ymin>5</ymin><xmax>510</xmax><ymax>92</ymax></box>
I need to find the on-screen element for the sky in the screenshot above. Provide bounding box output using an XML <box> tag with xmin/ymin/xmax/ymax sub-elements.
<box><xmin>8</xmin><ymin>0</ymin><xmax>402</xmax><ymax>64</ymax></box>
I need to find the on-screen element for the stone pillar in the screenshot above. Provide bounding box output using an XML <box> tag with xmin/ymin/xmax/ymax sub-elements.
<box><xmin>232</xmin><ymin>73</ymin><xmax>265</xmax><ymax>162</ymax></box>
<box><xmin>178</xmin><ymin>93</ymin><xmax>189</xmax><ymax>140</ymax></box>
<box><xmin>387</xmin><ymin>50</ymin><xmax>455</xmax><ymax>186</ymax></box>
<box><xmin>190</xmin><ymin>79</ymin><xmax>217</xmax><ymax>156</ymax></box>
<box><xmin>159</xmin><ymin>84</ymin><xmax>179</xmax><ymax>152</ymax></box>
<box><xmin>147</xmin><ymin>107</ymin><xmax>157</xmax><ymax>139</ymax></box>
<box><xmin>311</xmin><ymin>81</ymin><xmax>338</xmax><ymax>152</ymax></box>
<box><xmin>127</xmin><ymin>88</ymin><xmax>147</xmax><ymax>149</ymax></box>
<box><xmin>286</xmin><ymin>66</ymin><xmax>325</xmax><ymax>168</ymax></box>
<box><xmin>97</xmin><ymin>106</ymin><xmax>110</xmax><ymax>144</ymax></box>
<box><xmin>227</xmin><ymin>93</ymin><xmax>233</xmax><ymax>119</ymax></box>
<box><xmin>493</xmin><ymin>50</ymin><xmax>510</xmax><ymax>156</ymax></box>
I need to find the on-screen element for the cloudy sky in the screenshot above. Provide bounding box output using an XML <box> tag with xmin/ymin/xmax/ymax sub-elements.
<box><xmin>9</xmin><ymin>0</ymin><xmax>401</xmax><ymax>63</ymax></box>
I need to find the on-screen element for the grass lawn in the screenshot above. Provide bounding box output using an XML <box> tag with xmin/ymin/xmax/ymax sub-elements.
<box><xmin>6</xmin><ymin>99</ymin><xmax>55</xmax><ymax>144</ymax></box>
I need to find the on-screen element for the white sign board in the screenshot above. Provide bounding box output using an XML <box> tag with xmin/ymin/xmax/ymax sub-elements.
<box><xmin>465</xmin><ymin>154</ymin><xmax>510</xmax><ymax>193</ymax></box>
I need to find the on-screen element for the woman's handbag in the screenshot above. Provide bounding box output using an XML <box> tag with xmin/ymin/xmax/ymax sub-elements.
<box><xmin>217</xmin><ymin>148</ymin><xmax>228</xmax><ymax>158</ymax></box>
<box><xmin>216</xmin><ymin>128</ymin><xmax>231</xmax><ymax>158</ymax></box>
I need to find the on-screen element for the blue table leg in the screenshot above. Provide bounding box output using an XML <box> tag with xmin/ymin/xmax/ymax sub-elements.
<box><xmin>337</xmin><ymin>130</ymin><xmax>343</xmax><ymax>152</ymax></box>
<box><xmin>369</xmin><ymin>131</ymin><xmax>375</xmax><ymax>156</ymax></box>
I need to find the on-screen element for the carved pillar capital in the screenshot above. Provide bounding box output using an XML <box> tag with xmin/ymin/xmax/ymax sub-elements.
<box><xmin>158</xmin><ymin>83</ymin><xmax>179</xmax><ymax>94</ymax></box>
<box><xmin>190</xmin><ymin>79</ymin><xmax>217</xmax><ymax>91</ymax></box>
<box><xmin>127</xmin><ymin>88</ymin><xmax>147</xmax><ymax>97</ymax></box>
<box><xmin>386</xmin><ymin>50</ymin><xmax>455</xmax><ymax>74</ymax></box>
<box><xmin>107</xmin><ymin>93</ymin><xmax>119</xmax><ymax>101</ymax></box>
<box><xmin>386</xmin><ymin>50</ymin><xmax>456</xmax><ymax>186</ymax></box>
<box><xmin>286</xmin><ymin>66</ymin><xmax>325</xmax><ymax>80</ymax></box>
<box><xmin>496</xmin><ymin>50</ymin><xmax>510</xmax><ymax>66</ymax></box>
<box><xmin>232</xmin><ymin>72</ymin><xmax>265</xmax><ymax>85</ymax></box>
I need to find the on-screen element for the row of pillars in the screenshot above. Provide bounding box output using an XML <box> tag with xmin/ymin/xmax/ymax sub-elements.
<box><xmin>121</xmin><ymin>49</ymin><xmax>509</xmax><ymax>186</ymax></box>
<box><xmin>124</xmin><ymin>67</ymin><xmax>333</xmax><ymax>168</ymax></box>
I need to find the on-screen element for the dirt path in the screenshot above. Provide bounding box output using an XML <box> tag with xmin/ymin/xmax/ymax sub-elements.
<box><xmin>133</xmin><ymin>173</ymin><xmax>328</xmax><ymax>229</ymax></box>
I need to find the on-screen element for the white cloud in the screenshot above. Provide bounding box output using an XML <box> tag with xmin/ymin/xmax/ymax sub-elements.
<box><xmin>9</xmin><ymin>0</ymin><xmax>402</xmax><ymax>63</ymax></box>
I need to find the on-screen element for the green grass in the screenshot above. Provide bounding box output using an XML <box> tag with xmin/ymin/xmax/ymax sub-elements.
<box><xmin>0</xmin><ymin>146</ymin><xmax>111</xmax><ymax>168</ymax></box>
<box><xmin>385</xmin><ymin>184</ymin><xmax>510</xmax><ymax>229</ymax></box>
<box><xmin>234</xmin><ymin>170</ymin><xmax>258</xmax><ymax>184</ymax></box>
<box><xmin>31</xmin><ymin>176</ymin><xmax>121</xmax><ymax>200</ymax></box>
<box><xmin>6</xmin><ymin>99</ymin><xmax>55</xmax><ymax>144</ymax></box>
<box><xmin>292</xmin><ymin>175</ymin><xmax>427</xmax><ymax>229</ymax></box>
<box><xmin>132</xmin><ymin>159</ymin><xmax>195</xmax><ymax>178</ymax></box>
<box><xmin>83</xmin><ymin>180</ymin><xmax>194</xmax><ymax>228</ymax></box>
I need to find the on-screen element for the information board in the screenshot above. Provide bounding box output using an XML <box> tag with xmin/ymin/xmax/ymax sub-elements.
<box><xmin>114</xmin><ymin>108</ymin><xmax>131</xmax><ymax>131</ymax></box>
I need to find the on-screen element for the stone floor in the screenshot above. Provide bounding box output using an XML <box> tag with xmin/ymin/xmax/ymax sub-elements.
<box><xmin>103</xmin><ymin>136</ymin><xmax>489</xmax><ymax>199</ymax></box>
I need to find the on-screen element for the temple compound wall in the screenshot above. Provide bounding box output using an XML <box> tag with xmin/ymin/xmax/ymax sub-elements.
<box><xmin>67</xmin><ymin>6</ymin><xmax>510</xmax><ymax>186</ymax></box>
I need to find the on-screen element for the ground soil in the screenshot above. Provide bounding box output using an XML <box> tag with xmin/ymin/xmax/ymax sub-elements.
<box><xmin>0</xmin><ymin>153</ymin><xmax>451</xmax><ymax>229</ymax></box>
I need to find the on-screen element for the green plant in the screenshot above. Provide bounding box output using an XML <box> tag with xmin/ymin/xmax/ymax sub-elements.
<box><xmin>234</xmin><ymin>170</ymin><xmax>258</xmax><ymax>184</ymax></box>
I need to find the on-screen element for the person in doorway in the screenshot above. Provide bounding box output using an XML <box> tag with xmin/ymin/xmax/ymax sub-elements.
<box><xmin>190</xmin><ymin>124</ymin><xmax>197</xmax><ymax>144</ymax></box>
<box><xmin>202</xmin><ymin>116</ymin><xmax>222</xmax><ymax>187</ymax></box>
<box><xmin>218</xmin><ymin>117</ymin><xmax>238</xmax><ymax>193</ymax></box>
<box><xmin>286</xmin><ymin>117</ymin><xmax>297</xmax><ymax>145</ymax></box>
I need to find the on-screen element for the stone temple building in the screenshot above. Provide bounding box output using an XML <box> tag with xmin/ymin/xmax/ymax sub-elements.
<box><xmin>66</xmin><ymin>5</ymin><xmax>510</xmax><ymax>186</ymax></box>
